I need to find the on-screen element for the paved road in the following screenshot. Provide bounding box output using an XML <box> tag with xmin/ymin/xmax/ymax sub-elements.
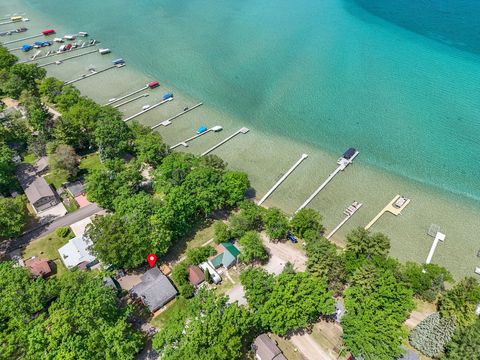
<box><xmin>8</xmin><ymin>203</ymin><xmax>102</xmax><ymax>251</ymax></box>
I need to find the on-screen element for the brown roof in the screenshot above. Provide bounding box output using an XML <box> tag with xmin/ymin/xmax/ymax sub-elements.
<box><xmin>188</xmin><ymin>265</ymin><xmax>205</xmax><ymax>286</ymax></box>
<box><xmin>24</xmin><ymin>257</ymin><xmax>52</xmax><ymax>277</ymax></box>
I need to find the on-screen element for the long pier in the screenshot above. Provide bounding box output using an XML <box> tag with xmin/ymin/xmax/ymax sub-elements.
<box><xmin>123</xmin><ymin>98</ymin><xmax>173</xmax><ymax>122</ymax></box>
<box><xmin>38</xmin><ymin>49</ymin><xmax>98</xmax><ymax>67</ymax></box>
<box><xmin>1</xmin><ymin>32</ymin><xmax>42</xmax><ymax>44</ymax></box>
<box><xmin>103</xmin><ymin>86</ymin><xmax>148</xmax><ymax>106</ymax></box>
<box><xmin>150</xmin><ymin>102</ymin><xmax>204</xmax><ymax>130</ymax></box>
<box><xmin>296</xmin><ymin>151</ymin><xmax>359</xmax><ymax>213</ymax></box>
<box><xmin>112</xmin><ymin>93</ymin><xmax>149</xmax><ymax>108</ymax></box>
<box><xmin>17</xmin><ymin>42</ymin><xmax>98</xmax><ymax>63</ymax></box>
<box><xmin>64</xmin><ymin>65</ymin><xmax>120</xmax><ymax>85</ymax></box>
<box><xmin>170</xmin><ymin>126</ymin><xmax>223</xmax><ymax>150</ymax></box>
<box><xmin>364</xmin><ymin>194</ymin><xmax>411</xmax><ymax>230</ymax></box>
<box><xmin>326</xmin><ymin>202</ymin><xmax>363</xmax><ymax>240</ymax></box>
<box><xmin>258</xmin><ymin>154</ymin><xmax>309</xmax><ymax>205</ymax></box>
<box><xmin>0</xmin><ymin>19</ymin><xmax>26</xmax><ymax>26</ymax></box>
<box><xmin>201</xmin><ymin>127</ymin><xmax>249</xmax><ymax>156</ymax></box>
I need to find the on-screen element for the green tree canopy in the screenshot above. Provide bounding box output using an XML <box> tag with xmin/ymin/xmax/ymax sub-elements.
<box><xmin>213</xmin><ymin>220</ymin><xmax>232</xmax><ymax>244</ymax></box>
<box><xmin>220</xmin><ymin>171</ymin><xmax>250</xmax><ymax>207</ymax></box>
<box><xmin>185</xmin><ymin>246</ymin><xmax>216</xmax><ymax>265</ymax></box>
<box><xmin>152</xmin><ymin>289</ymin><xmax>255</xmax><ymax>360</ymax></box>
<box><xmin>262</xmin><ymin>208</ymin><xmax>289</xmax><ymax>241</ymax></box>
<box><xmin>438</xmin><ymin>277</ymin><xmax>480</xmax><ymax>328</ymax></box>
<box><xmin>240</xmin><ymin>268</ymin><xmax>274</xmax><ymax>311</ymax></box>
<box><xmin>130</xmin><ymin>122</ymin><xmax>169</xmax><ymax>166</ymax></box>
<box><xmin>95</xmin><ymin>115</ymin><xmax>132</xmax><ymax>160</ymax></box>
<box><xmin>238</xmin><ymin>231</ymin><xmax>268</xmax><ymax>264</ymax></box>
<box><xmin>48</xmin><ymin>144</ymin><xmax>80</xmax><ymax>179</ymax></box>
<box><xmin>0</xmin><ymin>142</ymin><xmax>16</xmax><ymax>195</ymax></box>
<box><xmin>290</xmin><ymin>208</ymin><xmax>325</xmax><ymax>238</ymax></box>
<box><xmin>38</xmin><ymin>77</ymin><xmax>64</xmax><ymax>103</ymax></box>
<box><xmin>342</xmin><ymin>263</ymin><xmax>415</xmax><ymax>360</ymax></box>
<box><xmin>400</xmin><ymin>262</ymin><xmax>453</xmax><ymax>302</ymax></box>
<box><xmin>443</xmin><ymin>319</ymin><xmax>480</xmax><ymax>359</ymax></box>
<box><xmin>0</xmin><ymin>196</ymin><xmax>26</xmax><ymax>238</ymax></box>
<box><xmin>0</xmin><ymin>46</ymin><xmax>17</xmax><ymax>70</ymax></box>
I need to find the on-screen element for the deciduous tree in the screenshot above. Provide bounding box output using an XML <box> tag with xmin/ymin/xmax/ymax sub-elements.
<box><xmin>262</xmin><ymin>208</ymin><xmax>289</xmax><ymax>241</ymax></box>
<box><xmin>290</xmin><ymin>208</ymin><xmax>325</xmax><ymax>238</ymax></box>
<box><xmin>238</xmin><ymin>231</ymin><xmax>268</xmax><ymax>264</ymax></box>
<box><xmin>0</xmin><ymin>196</ymin><xmax>26</xmax><ymax>238</ymax></box>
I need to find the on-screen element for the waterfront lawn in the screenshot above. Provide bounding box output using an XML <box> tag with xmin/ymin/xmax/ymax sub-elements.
<box><xmin>150</xmin><ymin>297</ymin><xmax>189</xmax><ymax>329</ymax></box>
<box><xmin>22</xmin><ymin>228</ymin><xmax>75</xmax><ymax>277</ymax></box>
<box><xmin>44</xmin><ymin>170</ymin><xmax>69</xmax><ymax>189</ymax></box>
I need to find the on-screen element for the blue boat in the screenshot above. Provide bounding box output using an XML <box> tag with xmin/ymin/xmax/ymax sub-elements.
<box><xmin>162</xmin><ymin>92</ymin><xmax>173</xmax><ymax>101</ymax></box>
<box><xmin>21</xmin><ymin>44</ymin><xmax>33</xmax><ymax>52</ymax></box>
<box><xmin>112</xmin><ymin>58</ymin><xmax>125</xmax><ymax>65</ymax></box>
<box><xmin>196</xmin><ymin>126</ymin><xmax>207</xmax><ymax>134</ymax></box>
<box><xmin>34</xmin><ymin>41</ymin><xmax>43</xmax><ymax>46</ymax></box>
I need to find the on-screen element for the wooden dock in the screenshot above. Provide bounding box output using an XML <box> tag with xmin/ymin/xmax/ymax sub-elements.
<box><xmin>364</xmin><ymin>195</ymin><xmax>411</xmax><ymax>230</ymax></box>
<box><xmin>17</xmin><ymin>42</ymin><xmax>98</xmax><ymax>63</ymax></box>
<box><xmin>258</xmin><ymin>154</ymin><xmax>309</xmax><ymax>205</ymax></box>
<box><xmin>1</xmin><ymin>32</ymin><xmax>42</xmax><ymax>45</ymax></box>
<box><xmin>326</xmin><ymin>202</ymin><xmax>363</xmax><ymax>239</ymax></box>
<box><xmin>111</xmin><ymin>93</ymin><xmax>149</xmax><ymax>108</ymax></box>
<box><xmin>64</xmin><ymin>64</ymin><xmax>121</xmax><ymax>85</ymax></box>
<box><xmin>170</xmin><ymin>126</ymin><xmax>223</xmax><ymax>150</ymax></box>
<box><xmin>296</xmin><ymin>151</ymin><xmax>359</xmax><ymax>213</ymax></box>
<box><xmin>123</xmin><ymin>98</ymin><xmax>173</xmax><ymax>122</ymax></box>
<box><xmin>38</xmin><ymin>49</ymin><xmax>98</xmax><ymax>67</ymax></box>
<box><xmin>104</xmin><ymin>86</ymin><xmax>149</xmax><ymax>106</ymax></box>
<box><xmin>201</xmin><ymin>127</ymin><xmax>249</xmax><ymax>156</ymax></box>
<box><xmin>150</xmin><ymin>102</ymin><xmax>204</xmax><ymax>130</ymax></box>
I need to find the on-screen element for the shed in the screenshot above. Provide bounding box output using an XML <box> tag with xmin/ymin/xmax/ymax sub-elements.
<box><xmin>252</xmin><ymin>334</ymin><xmax>287</xmax><ymax>360</ymax></box>
<box><xmin>188</xmin><ymin>265</ymin><xmax>205</xmax><ymax>286</ymax></box>
<box><xmin>24</xmin><ymin>257</ymin><xmax>52</xmax><ymax>278</ymax></box>
<box><xmin>130</xmin><ymin>268</ymin><xmax>177</xmax><ymax>312</ymax></box>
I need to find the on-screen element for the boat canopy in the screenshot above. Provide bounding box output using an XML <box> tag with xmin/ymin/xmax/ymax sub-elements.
<box><xmin>41</xmin><ymin>29</ymin><xmax>55</xmax><ymax>35</ymax></box>
<box><xmin>112</xmin><ymin>58</ymin><xmax>125</xmax><ymax>65</ymax></box>
<box><xmin>163</xmin><ymin>92</ymin><xmax>173</xmax><ymax>100</ymax></box>
<box><xmin>147</xmin><ymin>81</ymin><xmax>159</xmax><ymax>88</ymax></box>
<box><xmin>343</xmin><ymin>147</ymin><xmax>356</xmax><ymax>160</ymax></box>
<box><xmin>196</xmin><ymin>126</ymin><xmax>207</xmax><ymax>134</ymax></box>
<box><xmin>21</xmin><ymin>44</ymin><xmax>33</xmax><ymax>51</ymax></box>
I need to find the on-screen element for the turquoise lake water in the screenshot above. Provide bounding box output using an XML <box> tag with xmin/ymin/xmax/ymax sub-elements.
<box><xmin>8</xmin><ymin>0</ymin><xmax>480</xmax><ymax>201</ymax></box>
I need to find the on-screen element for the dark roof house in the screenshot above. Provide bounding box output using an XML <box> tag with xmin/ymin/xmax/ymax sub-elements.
<box><xmin>66</xmin><ymin>180</ymin><xmax>85</xmax><ymax>197</ymax></box>
<box><xmin>188</xmin><ymin>265</ymin><xmax>205</xmax><ymax>286</ymax></box>
<box><xmin>16</xmin><ymin>163</ymin><xmax>59</xmax><ymax>214</ymax></box>
<box><xmin>130</xmin><ymin>268</ymin><xmax>177</xmax><ymax>312</ymax></box>
<box><xmin>252</xmin><ymin>334</ymin><xmax>287</xmax><ymax>360</ymax></box>
<box><xmin>208</xmin><ymin>242</ymin><xmax>241</xmax><ymax>269</ymax></box>
<box><xmin>24</xmin><ymin>257</ymin><xmax>52</xmax><ymax>278</ymax></box>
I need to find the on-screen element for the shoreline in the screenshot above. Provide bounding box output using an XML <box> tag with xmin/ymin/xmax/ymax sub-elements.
<box><xmin>4</xmin><ymin>2</ymin><xmax>480</xmax><ymax>279</ymax></box>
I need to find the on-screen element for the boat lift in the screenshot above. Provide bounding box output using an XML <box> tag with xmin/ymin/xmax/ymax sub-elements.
<box><xmin>170</xmin><ymin>126</ymin><xmax>223</xmax><ymax>150</ymax></box>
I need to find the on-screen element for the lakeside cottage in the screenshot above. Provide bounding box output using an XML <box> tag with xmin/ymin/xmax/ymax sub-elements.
<box><xmin>58</xmin><ymin>235</ymin><xmax>97</xmax><ymax>269</ymax></box>
<box><xmin>130</xmin><ymin>268</ymin><xmax>177</xmax><ymax>313</ymax></box>
<box><xmin>24</xmin><ymin>257</ymin><xmax>52</xmax><ymax>278</ymax></box>
<box><xmin>188</xmin><ymin>265</ymin><xmax>205</xmax><ymax>286</ymax></box>
<box><xmin>208</xmin><ymin>242</ymin><xmax>241</xmax><ymax>269</ymax></box>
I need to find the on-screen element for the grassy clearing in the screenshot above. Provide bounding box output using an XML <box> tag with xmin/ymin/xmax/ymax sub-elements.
<box><xmin>269</xmin><ymin>334</ymin><xmax>305</xmax><ymax>360</ymax></box>
<box><xmin>79</xmin><ymin>153</ymin><xmax>102</xmax><ymax>174</ymax></box>
<box><xmin>149</xmin><ymin>297</ymin><xmax>189</xmax><ymax>329</ymax></box>
<box><xmin>44</xmin><ymin>170</ymin><xmax>69</xmax><ymax>189</ymax></box>
<box><xmin>22</xmin><ymin>228</ymin><xmax>75</xmax><ymax>277</ymax></box>
<box><xmin>22</xmin><ymin>153</ymin><xmax>37</xmax><ymax>164</ymax></box>
<box><xmin>213</xmin><ymin>268</ymin><xmax>241</xmax><ymax>296</ymax></box>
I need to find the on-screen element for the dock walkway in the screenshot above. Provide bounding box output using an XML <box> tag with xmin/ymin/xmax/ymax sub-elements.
<box><xmin>326</xmin><ymin>202</ymin><xmax>363</xmax><ymax>239</ymax></box>
<box><xmin>123</xmin><ymin>98</ymin><xmax>173</xmax><ymax>122</ymax></box>
<box><xmin>151</xmin><ymin>102</ymin><xmax>203</xmax><ymax>130</ymax></box>
<box><xmin>296</xmin><ymin>151</ymin><xmax>359</xmax><ymax>213</ymax></box>
<box><xmin>1</xmin><ymin>32</ymin><xmax>42</xmax><ymax>44</ymax></box>
<box><xmin>104</xmin><ymin>86</ymin><xmax>148</xmax><ymax>106</ymax></box>
<box><xmin>170</xmin><ymin>126</ymin><xmax>222</xmax><ymax>150</ymax></box>
<box><xmin>201</xmin><ymin>127</ymin><xmax>249</xmax><ymax>156</ymax></box>
<box><xmin>17</xmin><ymin>43</ymin><xmax>98</xmax><ymax>63</ymax></box>
<box><xmin>64</xmin><ymin>64</ymin><xmax>120</xmax><ymax>85</ymax></box>
<box><xmin>38</xmin><ymin>48</ymin><xmax>98</xmax><ymax>67</ymax></box>
<box><xmin>112</xmin><ymin>93</ymin><xmax>149</xmax><ymax>108</ymax></box>
<box><xmin>364</xmin><ymin>194</ymin><xmax>411</xmax><ymax>230</ymax></box>
<box><xmin>258</xmin><ymin>154</ymin><xmax>309</xmax><ymax>205</ymax></box>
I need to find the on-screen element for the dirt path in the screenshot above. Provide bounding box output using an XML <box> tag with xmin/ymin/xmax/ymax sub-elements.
<box><xmin>261</xmin><ymin>233</ymin><xmax>307</xmax><ymax>273</ymax></box>
<box><xmin>290</xmin><ymin>333</ymin><xmax>336</xmax><ymax>360</ymax></box>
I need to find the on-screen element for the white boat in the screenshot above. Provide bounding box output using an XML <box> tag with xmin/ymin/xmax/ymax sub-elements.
<box><xmin>53</xmin><ymin>37</ymin><xmax>63</xmax><ymax>43</ymax></box>
<box><xmin>98</xmin><ymin>48</ymin><xmax>111</xmax><ymax>55</ymax></box>
<box><xmin>211</xmin><ymin>125</ymin><xmax>223</xmax><ymax>132</ymax></box>
<box><xmin>78</xmin><ymin>31</ymin><xmax>88</xmax><ymax>37</ymax></box>
<box><xmin>108</xmin><ymin>98</ymin><xmax>117</xmax><ymax>103</ymax></box>
<box><xmin>55</xmin><ymin>60</ymin><xmax>62</xmax><ymax>65</ymax></box>
<box><xmin>64</xmin><ymin>34</ymin><xmax>75</xmax><ymax>40</ymax></box>
<box><xmin>142</xmin><ymin>105</ymin><xmax>150</xmax><ymax>110</ymax></box>
<box><xmin>116</xmin><ymin>63</ymin><xmax>126</xmax><ymax>68</ymax></box>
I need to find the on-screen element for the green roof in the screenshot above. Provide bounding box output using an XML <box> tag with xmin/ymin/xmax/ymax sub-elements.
<box><xmin>210</xmin><ymin>253</ymin><xmax>224</xmax><ymax>268</ymax></box>
<box><xmin>222</xmin><ymin>242</ymin><xmax>240</xmax><ymax>257</ymax></box>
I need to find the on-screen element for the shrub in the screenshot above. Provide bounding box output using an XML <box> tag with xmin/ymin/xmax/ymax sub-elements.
<box><xmin>56</xmin><ymin>226</ymin><xmax>71</xmax><ymax>238</ymax></box>
<box><xmin>213</xmin><ymin>220</ymin><xmax>231</xmax><ymax>244</ymax></box>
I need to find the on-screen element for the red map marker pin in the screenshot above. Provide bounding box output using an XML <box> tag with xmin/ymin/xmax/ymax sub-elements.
<box><xmin>147</xmin><ymin>253</ymin><xmax>157</xmax><ymax>267</ymax></box>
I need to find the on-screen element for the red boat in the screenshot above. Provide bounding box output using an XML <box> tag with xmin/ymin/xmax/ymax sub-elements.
<box><xmin>41</xmin><ymin>29</ymin><xmax>55</xmax><ymax>35</ymax></box>
<box><xmin>65</xmin><ymin>43</ymin><xmax>72</xmax><ymax>50</ymax></box>
<box><xmin>147</xmin><ymin>81</ymin><xmax>159</xmax><ymax>89</ymax></box>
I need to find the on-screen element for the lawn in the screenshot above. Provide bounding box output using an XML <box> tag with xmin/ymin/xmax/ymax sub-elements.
<box><xmin>44</xmin><ymin>170</ymin><xmax>69</xmax><ymax>189</ymax></box>
<box><xmin>269</xmin><ymin>334</ymin><xmax>304</xmax><ymax>360</ymax></box>
<box><xmin>149</xmin><ymin>297</ymin><xmax>189</xmax><ymax>329</ymax></box>
<box><xmin>79</xmin><ymin>153</ymin><xmax>102</xmax><ymax>174</ymax></box>
<box><xmin>22</xmin><ymin>228</ymin><xmax>74</xmax><ymax>277</ymax></box>
<box><xmin>213</xmin><ymin>268</ymin><xmax>241</xmax><ymax>296</ymax></box>
<box><xmin>22</xmin><ymin>153</ymin><xmax>37</xmax><ymax>164</ymax></box>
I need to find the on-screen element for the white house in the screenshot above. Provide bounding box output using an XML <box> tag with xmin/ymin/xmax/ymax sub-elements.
<box><xmin>58</xmin><ymin>235</ymin><xmax>97</xmax><ymax>269</ymax></box>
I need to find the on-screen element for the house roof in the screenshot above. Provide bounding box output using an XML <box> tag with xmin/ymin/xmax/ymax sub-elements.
<box><xmin>35</xmin><ymin>157</ymin><xmax>49</xmax><ymax>173</ymax></box>
<box><xmin>131</xmin><ymin>268</ymin><xmax>177</xmax><ymax>312</ymax></box>
<box><xmin>66</xmin><ymin>180</ymin><xmax>85</xmax><ymax>197</ymax></box>
<box><xmin>188</xmin><ymin>265</ymin><xmax>205</xmax><ymax>286</ymax></box>
<box><xmin>58</xmin><ymin>235</ymin><xmax>96</xmax><ymax>269</ymax></box>
<box><xmin>209</xmin><ymin>242</ymin><xmax>241</xmax><ymax>268</ymax></box>
<box><xmin>24</xmin><ymin>257</ymin><xmax>51</xmax><ymax>277</ymax></box>
<box><xmin>16</xmin><ymin>163</ymin><xmax>56</xmax><ymax>205</ymax></box>
<box><xmin>253</xmin><ymin>334</ymin><xmax>285</xmax><ymax>360</ymax></box>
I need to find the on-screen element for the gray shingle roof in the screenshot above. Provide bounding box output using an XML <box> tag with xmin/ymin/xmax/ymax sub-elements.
<box><xmin>131</xmin><ymin>268</ymin><xmax>177</xmax><ymax>312</ymax></box>
<box><xmin>253</xmin><ymin>334</ymin><xmax>284</xmax><ymax>360</ymax></box>
<box><xmin>16</xmin><ymin>163</ymin><xmax>56</xmax><ymax>205</ymax></box>
<box><xmin>66</xmin><ymin>180</ymin><xmax>85</xmax><ymax>197</ymax></box>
